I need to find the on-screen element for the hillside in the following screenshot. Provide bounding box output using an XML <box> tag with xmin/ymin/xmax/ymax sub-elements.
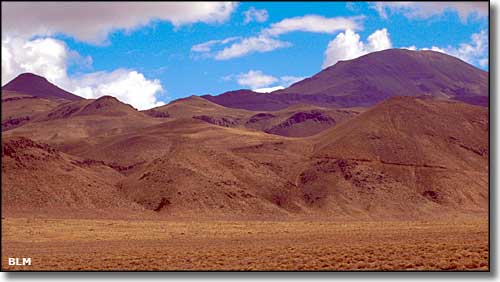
<box><xmin>2</xmin><ymin>96</ymin><xmax>163</xmax><ymax>151</ymax></box>
<box><xmin>59</xmin><ymin>97</ymin><xmax>488</xmax><ymax>220</ymax></box>
<box><xmin>1</xmin><ymin>137</ymin><xmax>145</xmax><ymax>217</ymax></box>
<box><xmin>144</xmin><ymin>96</ymin><xmax>361</xmax><ymax>137</ymax></box>
<box><xmin>297</xmin><ymin>97</ymin><xmax>488</xmax><ymax>218</ymax></box>
<box><xmin>1</xmin><ymin>90</ymin><xmax>64</xmax><ymax>131</ymax></box>
<box><xmin>203</xmin><ymin>49</ymin><xmax>488</xmax><ymax>110</ymax></box>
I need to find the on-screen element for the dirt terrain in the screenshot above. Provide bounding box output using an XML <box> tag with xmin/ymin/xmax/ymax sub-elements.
<box><xmin>2</xmin><ymin>96</ymin><xmax>488</xmax><ymax>220</ymax></box>
<box><xmin>2</xmin><ymin>218</ymin><xmax>488</xmax><ymax>271</ymax></box>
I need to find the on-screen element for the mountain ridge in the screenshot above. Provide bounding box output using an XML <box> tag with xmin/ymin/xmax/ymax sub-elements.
<box><xmin>203</xmin><ymin>49</ymin><xmax>488</xmax><ymax>110</ymax></box>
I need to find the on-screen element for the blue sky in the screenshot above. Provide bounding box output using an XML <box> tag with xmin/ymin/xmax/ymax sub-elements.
<box><xmin>2</xmin><ymin>2</ymin><xmax>489</xmax><ymax>109</ymax></box>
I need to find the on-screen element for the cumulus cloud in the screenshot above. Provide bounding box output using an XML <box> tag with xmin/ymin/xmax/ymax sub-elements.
<box><xmin>322</xmin><ymin>28</ymin><xmax>392</xmax><ymax>68</ymax></box>
<box><xmin>72</xmin><ymin>70</ymin><xmax>165</xmax><ymax>110</ymax></box>
<box><xmin>262</xmin><ymin>15</ymin><xmax>363</xmax><ymax>37</ymax></box>
<box><xmin>1</xmin><ymin>2</ymin><xmax>238</xmax><ymax>44</ymax></box>
<box><xmin>243</xmin><ymin>7</ymin><xmax>269</xmax><ymax>24</ymax></box>
<box><xmin>192</xmin><ymin>15</ymin><xmax>363</xmax><ymax>60</ymax></box>
<box><xmin>2</xmin><ymin>36</ymin><xmax>165</xmax><ymax>110</ymax></box>
<box><xmin>372</xmin><ymin>2</ymin><xmax>488</xmax><ymax>22</ymax></box>
<box><xmin>2</xmin><ymin>37</ymin><xmax>69</xmax><ymax>85</ymax></box>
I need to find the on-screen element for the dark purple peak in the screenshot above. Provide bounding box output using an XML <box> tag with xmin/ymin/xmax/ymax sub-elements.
<box><xmin>2</xmin><ymin>72</ymin><xmax>82</xmax><ymax>101</ymax></box>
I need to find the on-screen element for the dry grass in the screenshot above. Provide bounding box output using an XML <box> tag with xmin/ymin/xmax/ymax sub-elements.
<box><xmin>1</xmin><ymin>218</ymin><xmax>488</xmax><ymax>271</ymax></box>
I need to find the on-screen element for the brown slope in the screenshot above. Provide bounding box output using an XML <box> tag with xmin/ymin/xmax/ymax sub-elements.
<box><xmin>247</xmin><ymin>104</ymin><xmax>362</xmax><ymax>137</ymax></box>
<box><xmin>39</xmin><ymin>95</ymin><xmax>148</xmax><ymax>120</ymax></box>
<box><xmin>143</xmin><ymin>95</ymin><xmax>253</xmax><ymax>128</ymax></box>
<box><xmin>143</xmin><ymin>96</ymin><xmax>361</xmax><ymax>137</ymax></box>
<box><xmin>295</xmin><ymin>97</ymin><xmax>488</xmax><ymax>219</ymax></box>
<box><xmin>202</xmin><ymin>89</ymin><xmax>296</xmax><ymax>111</ymax></box>
<box><xmin>1</xmin><ymin>95</ymin><xmax>488</xmax><ymax>220</ymax></box>
<box><xmin>1</xmin><ymin>90</ymin><xmax>63</xmax><ymax>131</ymax></box>
<box><xmin>203</xmin><ymin>49</ymin><xmax>488</xmax><ymax>110</ymax></box>
<box><xmin>118</xmin><ymin>143</ymin><xmax>307</xmax><ymax>219</ymax></box>
<box><xmin>1</xmin><ymin>137</ymin><xmax>145</xmax><ymax>217</ymax></box>
<box><xmin>47</xmin><ymin>116</ymin><xmax>311</xmax><ymax>219</ymax></box>
<box><xmin>2</xmin><ymin>96</ymin><xmax>162</xmax><ymax>150</ymax></box>
<box><xmin>143</xmin><ymin>95</ymin><xmax>251</xmax><ymax>119</ymax></box>
<box><xmin>60</xmin><ymin>117</ymin><xmax>300</xmax><ymax>173</ymax></box>
<box><xmin>2</xmin><ymin>73</ymin><xmax>82</xmax><ymax>101</ymax></box>
<box><xmin>99</xmin><ymin>97</ymin><xmax>488</xmax><ymax>220</ymax></box>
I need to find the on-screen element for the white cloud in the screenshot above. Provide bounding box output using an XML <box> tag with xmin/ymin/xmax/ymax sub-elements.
<box><xmin>373</xmin><ymin>2</ymin><xmax>488</xmax><ymax>22</ymax></box>
<box><xmin>2</xmin><ymin>37</ymin><xmax>68</xmax><ymax>85</ymax></box>
<box><xmin>420</xmin><ymin>30</ymin><xmax>488</xmax><ymax>69</ymax></box>
<box><xmin>320</xmin><ymin>28</ymin><xmax>488</xmax><ymax>70</ymax></box>
<box><xmin>236</xmin><ymin>70</ymin><xmax>278</xmax><ymax>89</ymax></box>
<box><xmin>263</xmin><ymin>15</ymin><xmax>363</xmax><ymax>37</ymax></box>
<box><xmin>192</xmin><ymin>15</ymin><xmax>363</xmax><ymax>60</ymax></box>
<box><xmin>2</xmin><ymin>2</ymin><xmax>238</xmax><ymax>44</ymax></box>
<box><xmin>2</xmin><ymin>36</ymin><xmax>166</xmax><ymax>110</ymax></box>
<box><xmin>401</xmin><ymin>45</ymin><xmax>417</xmax><ymax>51</ymax></box>
<box><xmin>214</xmin><ymin>35</ymin><xmax>291</xmax><ymax>60</ymax></box>
<box><xmin>72</xmin><ymin>70</ymin><xmax>165</xmax><ymax>110</ymax></box>
<box><xmin>191</xmin><ymin>37</ymin><xmax>240</xmax><ymax>53</ymax></box>
<box><xmin>367</xmin><ymin>28</ymin><xmax>392</xmax><ymax>51</ymax></box>
<box><xmin>225</xmin><ymin>71</ymin><xmax>305</xmax><ymax>91</ymax></box>
<box><xmin>191</xmin><ymin>40</ymin><xmax>220</xmax><ymax>53</ymax></box>
<box><xmin>243</xmin><ymin>7</ymin><xmax>269</xmax><ymax>24</ymax></box>
<box><xmin>253</xmin><ymin>86</ymin><xmax>285</xmax><ymax>93</ymax></box>
<box><xmin>322</xmin><ymin>28</ymin><xmax>392</xmax><ymax>68</ymax></box>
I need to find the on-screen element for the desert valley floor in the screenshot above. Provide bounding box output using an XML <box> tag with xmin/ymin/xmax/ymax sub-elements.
<box><xmin>1</xmin><ymin>49</ymin><xmax>489</xmax><ymax>271</ymax></box>
<box><xmin>1</xmin><ymin>218</ymin><xmax>488</xmax><ymax>271</ymax></box>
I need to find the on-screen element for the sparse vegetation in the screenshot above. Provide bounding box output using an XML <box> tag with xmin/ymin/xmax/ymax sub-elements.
<box><xmin>2</xmin><ymin>218</ymin><xmax>488</xmax><ymax>271</ymax></box>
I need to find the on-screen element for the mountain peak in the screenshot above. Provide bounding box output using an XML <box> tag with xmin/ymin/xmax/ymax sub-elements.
<box><xmin>12</xmin><ymin>72</ymin><xmax>48</xmax><ymax>81</ymax></box>
<box><xmin>278</xmin><ymin>48</ymin><xmax>488</xmax><ymax>106</ymax></box>
<box><xmin>2</xmin><ymin>72</ymin><xmax>82</xmax><ymax>101</ymax></box>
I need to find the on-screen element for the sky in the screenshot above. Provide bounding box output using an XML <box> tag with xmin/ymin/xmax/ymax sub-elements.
<box><xmin>1</xmin><ymin>2</ymin><xmax>489</xmax><ymax>110</ymax></box>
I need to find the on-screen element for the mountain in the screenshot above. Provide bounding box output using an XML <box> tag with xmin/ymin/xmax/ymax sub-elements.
<box><xmin>109</xmin><ymin>97</ymin><xmax>487</xmax><ymax>219</ymax></box>
<box><xmin>203</xmin><ymin>49</ymin><xmax>488</xmax><ymax>110</ymax></box>
<box><xmin>1</xmin><ymin>96</ymin><xmax>488</xmax><ymax>219</ymax></box>
<box><xmin>144</xmin><ymin>96</ymin><xmax>360</xmax><ymax>137</ymax></box>
<box><xmin>299</xmin><ymin>96</ymin><xmax>488</xmax><ymax>218</ymax></box>
<box><xmin>246</xmin><ymin>104</ymin><xmax>361</xmax><ymax>137</ymax></box>
<box><xmin>40</xmin><ymin>95</ymin><xmax>146</xmax><ymax>119</ymax></box>
<box><xmin>0</xmin><ymin>56</ymin><xmax>488</xmax><ymax>220</ymax></box>
<box><xmin>2</xmin><ymin>73</ymin><xmax>82</xmax><ymax>101</ymax></box>
<box><xmin>202</xmin><ymin>89</ymin><xmax>294</xmax><ymax>111</ymax></box>
<box><xmin>143</xmin><ymin>95</ymin><xmax>252</xmax><ymax>121</ymax></box>
<box><xmin>1</xmin><ymin>137</ymin><xmax>146</xmax><ymax>217</ymax></box>
<box><xmin>3</xmin><ymin>95</ymin><xmax>163</xmax><ymax>151</ymax></box>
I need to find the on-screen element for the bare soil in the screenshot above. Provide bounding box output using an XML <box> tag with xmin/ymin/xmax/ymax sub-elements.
<box><xmin>1</xmin><ymin>218</ymin><xmax>488</xmax><ymax>271</ymax></box>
